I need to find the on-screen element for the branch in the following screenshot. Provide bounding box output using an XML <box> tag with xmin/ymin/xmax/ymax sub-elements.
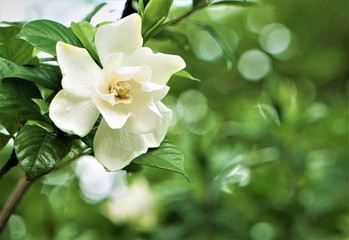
<box><xmin>0</xmin><ymin>174</ymin><xmax>32</xmax><ymax>234</ymax></box>
<box><xmin>0</xmin><ymin>150</ymin><xmax>18</xmax><ymax>181</ymax></box>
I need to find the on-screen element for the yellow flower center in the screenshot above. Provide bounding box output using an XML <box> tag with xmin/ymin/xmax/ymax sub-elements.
<box><xmin>109</xmin><ymin>80</ymin><xmax>130</xmax><ymax>100</ymax></box>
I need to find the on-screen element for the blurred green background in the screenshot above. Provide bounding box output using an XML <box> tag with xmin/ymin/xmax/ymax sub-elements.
<box><xmin>0</xmin><ymin>0</ymin><xmax>348</xmax><ymax>239</ymax></box>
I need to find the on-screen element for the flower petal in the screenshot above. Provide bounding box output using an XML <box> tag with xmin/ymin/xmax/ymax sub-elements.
<box><xmin>95</xmin><ymin>14</ymin><xmax>143</xmax><ymax>66</ymax></box>
<box><xmin>57</xmin><ymin>42</ymin><xmax>101</xmax><ymax>98</ymax></box>
<box><xmin>138</xmin><ymin>82</ymin><xmax>170</xmax><ymax>101</ymax></box>
<box><xmin>125</xmin><ymin>100</ymin><xmax>163</xmax><ymax>134</ymax></box>
<box><xmin>125</xmin><ymin>47</ymin><xmax>186</xmax><ymax>85</ymax></box>
<box><xmin>49</xmin><ymin>90</ymin><xmax>100</xmax><ymax>137</ymax></box>
<box><xmin>92</xmin><ymin>95</ymin><xmax>131</xmax><ymax>129</ymax></box>
<box><xmin>94</xmin><ymin>119</ymin><xmax>147</xmax><ymax>171</ymax></box>
<box><xmin>143</xmin><ymin>101</ymin><xmax>172</xmax><ymax>148</ymax></box>
<box><xmin>102</xmin><ymin>53</ymin><xmax>124</xmax><ymax>80</ymax></box>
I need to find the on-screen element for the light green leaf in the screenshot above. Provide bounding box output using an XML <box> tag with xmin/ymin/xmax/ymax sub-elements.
<box><xmin>83</xmin><ymin>2</ymin><xmax>107</xmax><ymax>22</ymax></box>
<box><xmin>15</xmin><ymin>125</ymin><xmax>72</xmax><ymax>180</ymax></box>
<box><xmin>17</xmin><ymin>20</ymin><xmax>82</xmax><ymax>56</ymax></box>
<box><xmin>133</xmin><ymin>137</ymin><xmax>189</xmax><ymax>181</ymax></box>
<box><xmin>32</xmin><ymin>99</ymin><xmax>50</xmax><ymax>115</ymax></box>
<box><xmin>71</xmin><ymin>21</ymin><xmax>99</xmax><ymax>63</ymax></box>
<box><xmin>256</xmin><ymin>103</ymin><xmax>281</xmax><ymax>126</ymax></box>
<box><xmin>0</xmin><ymin>78</ymin><xmax>42</xmax><ymax>121</ymax></box>
<box><xmin>142</xmin><ymin>0</ymin><xmax>173</xmax><ymax>36</ymax></box>
<box><xmin>0</xmin><ymin>26</ymin><xmax>34</xmax><ymax>65</ymax></box>
<box><xmin>175</xmin><ymin>70</ymin><xmax>201</xmax><ymax>81</ymax></box>
<box><xmin>189</xmin><ymin>21</ymin><xmax>234</xmax><ymax>70</ymax></box>
<box><xmin>0</xmin><ymin>132</ymin><xmax>11</xmax><ymax>151</ymax></box>
<box><xmin>0</xmin><ymin>58</ymin><xmax>61</xmax><ymax>90</ymax></box>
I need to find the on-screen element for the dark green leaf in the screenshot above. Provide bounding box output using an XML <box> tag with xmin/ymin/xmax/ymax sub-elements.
<box><xmin>17</xmin><ymin>20</ymin><xmax>82</xmax><ymax>56</ymax></box>
<box><xmin>0</xmin><ymin>58</ymin><xmax>61</xmax><ymax>90</ymax></box>
<box><xmin>133</xmin><ymin>137</ymin><xmax>189</xmax><ymax>181</ymax></box>
<box><xmin>0</xmin><ymin>132</ymin><xmax>11</xmax><ymax>151</ymax></box>
<box><xmin>193</xmin><ymin>0</ymin><xmax>209</xmax><ymax>8</ymax></box>
<box><xmin>175</xmin><ymin>70</ymin><xmax>201</xmax><ymax>81</ymax></box>
<box><xmin>15</xmin><ymin>125</ymin><xmax>72</xmax><ymax>180</ymax></box>
<box><xmin>142</xmin><ymin>0</ymin><xmax>173</xmax><ymax>36</ymax></box>
<box><xmin>71</xmin><ymin>21</ymin><xmax>99</xmax><ymax>62</ymax></box>
<box><xmin>83</xmin><ymin>2</ymin><xmax>107</xmax><ymax>22</ymax></box>
<box><xmin>209</xmin><ymin>0</ymin><xmax>257</xmax><ymax>7</ymax></box>
<box><xmin>0</xmin><ymin>26</ymin><xmax>34</xmax><ymax>65</ymax></box>
<box><xmin>0</xmin><ymin>78</ymin><xmax>42</xmax><ymax>120</ymax></box>
<box><xmin>189</xmin><ymin>21</ymin><xmax>234</xmax><ymax>70</ymax></box>
<box><xmin>0</xmin><ymin>114</ymin><xmax>19</xmax><ymax>135</ymax></box>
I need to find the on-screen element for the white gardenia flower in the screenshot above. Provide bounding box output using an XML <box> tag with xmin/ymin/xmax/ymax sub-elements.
<box><xmin>49</xmin><ymin>14</ymin><xmax>186</xmax><ymax>171</ymax></box>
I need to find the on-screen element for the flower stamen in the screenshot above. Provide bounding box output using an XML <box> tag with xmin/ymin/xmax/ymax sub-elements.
<box><xmin>109</xmin><ymin>80</ymin><xmax>130</xmax><ymax>99</ymax></box>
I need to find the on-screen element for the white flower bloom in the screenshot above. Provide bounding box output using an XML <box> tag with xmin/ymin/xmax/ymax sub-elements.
<box><xmin>49</xmin><ymin>14</ymin><xmax>186</xmax><ymax>171</ymax></box>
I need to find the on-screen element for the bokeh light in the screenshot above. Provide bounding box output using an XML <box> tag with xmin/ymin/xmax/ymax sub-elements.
<box><xmin>238</xmin><ymin>49</ymin><xmax>272</xmax><ymax>81</ymax></box>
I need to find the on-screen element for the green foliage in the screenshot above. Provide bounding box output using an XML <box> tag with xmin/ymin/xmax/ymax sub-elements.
<box><xmin>71</xmin><ymin>21</ymin><xmax>99</xmax><ymax>63</ymax></box>
<box><xmin>0</xmin><ymin>1</ymin><xmax>347</xmax><ymax>240</ymax></box>
<box><xmin>141</xmin><ymin>0</ymin><xmax>173</xmax><ymax>41</ymax></box>
<box><xmin>133</xmin><ymin>137</ymin><xmax>189</xmax><ymax>181</ymax></box>
<box><xmin>0</xmin><ymin>132</ymin><xmax>11</xmax><ymax>151</ymax></box>
<box><xmin>0</xmin><ymin>114</ymin><xmax>19</xmax><ymax>135</ymax></box>
<box><xmin>175</xmin><ymin>69</ymin><xmax>200</xmax><ymax>82</ymax></box>
<box><xmin>83</xmin><ymin>2</ymin><xmax>107</xmax><ymax>22</ymax></box>
<box><xmin>208</xmin><ymin>0</ymin><xmax>257</xmax><ymax>7</ymax></box>
<box><xmin>17</xmin><ymin>20</ymin><xmax>82</xmax><ymax>56</ymax></box>
<box><xmin>0</xmin><ymin>58</ymin><xmax>61</xmax><ymax>90</ymax></box>
<box><xmin>14</xmin><ymin>125</ymin><xmax>72</xmax><ymax>180</ymax></box>
<box><xmin>0</xmin><ymin>78</ymin><xmax>42</xmax><ymax>120</ymax></box>
<box><xmin>189</xmin><ymin>21</ymin><xmax>234</xmax><ymax>70</ymax></box>
<box><xmin>0</xmin><ymin>26</ymin><xmax>34</xmax><ymax>65</ymax></box>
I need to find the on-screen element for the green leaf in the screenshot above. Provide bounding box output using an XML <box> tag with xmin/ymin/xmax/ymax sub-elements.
<box><xmin>15</xmin><ymin>125</ymin><xmax>72</xmax><ymax>180</ymax></box>
<box><xmin>0</xmin><ymin>114</ymin><xmax>19</xmax><ymax>135</ymax></box>
<box><xmin>32</xmin><ymin>99</ymin><xmax>50</xmax><ymax>115</ymax></box>
<box><xmin>0</xmin><ymin>58</ymin><xmax>61</xmax><ymax>90</ymax></box>
<box><xmin>133</xmin><ymin>137</ymin><xmax>189</xmax><ymax>181</ymax></box>
<box><xmin>83</xmin><ymin>2</ymin><xmax>107</xmax><ymax>22</ymax></box>
<box><xmin>71</xmin><ymin>21</ymin><xmax>99</xmax><ymax>63</ymax></box>
<box><xmin>0</xmin><ymin>26</ymin><xmax>34</xmax><ymax>65</ymax></box>
<box><xmin>256</xmin><ymin>103</ymin><xmax>281</xmax><ymax>126</ymax></box>
<box><xmin>0</xmin><ymin>78</ymin><xmax>42</xmax><ymax>120</ymax></box>
<box><xmin>17</xmin><ymin>20</ymin><xmax>82</xmax><ymax>56</ymax></box>
<box><xmin>138</xmin><ymin>0</ymin><xmax>145</xmax><ymax>18</ymax></box>
<box><xmin>209</xmin><ymin>0</ymin><xmax>257</xmax><ymax>7</ymax></box>
<box><xmin>189</xmin><ymin>21</ymin><xmax>234</xmax><ymax>70</ymax></box>
<box><xmin>0</xmin><ymin>132</ymin><xmax>11</xmax><ymax>151</ymax></box>
<box><xmin>142</xmin><ymin>0</ymin><xmax>173</xmax><ymax>36</ymax></box>
<box><xmin>175</xmin><ymin>70</ymin><xmax>201</xmax><ymax>81</ymax></box>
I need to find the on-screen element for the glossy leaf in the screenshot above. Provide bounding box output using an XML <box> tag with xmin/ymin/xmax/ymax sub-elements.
<box><xmin>133</xmin><ymin>137</ymin><xmax>189</xmax><ymax>181</ymax></box>
<box><xmin>17</xmin><ymin>20</ymin><xmax>82</xmax><ymax>56</ymax></box>
<box><xmin>15</xmin><ymin>125</ymin><xmax>72</xmax><ymax>180</ymax></box>
<box><xmin>0</xmin><ymin>114</ymin><xmax>19</xmax><ymax>135</ymax></box>
<box><xmin>0</xmin><ymin>78</ymin><xmax>42</xmax><ymax>120</ymax></box>
<box><xmin>0</xmin><ymin>58</ymin><xmax>61</xmax><ymax>90</ymax></box>
<box><xmin>0</xmin><ymin>26</ymin><xmax>34</xmax><ymax>65</ymax></box>
<box><xmin>0</xmin><ymin>132</ymin><xmax>11</xmax><ymax>151</ymax></box>
<box><xmin>71</xmin><ymin>21</ymin><xmax>99</xmax><ymax>63</ymax></box>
